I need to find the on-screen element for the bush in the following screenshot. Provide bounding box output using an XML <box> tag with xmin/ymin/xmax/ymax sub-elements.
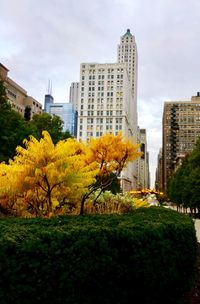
<box><xmin>0</xmin><ymin>207</ymin><xmax>197</xmax><ymax>304</ymax></box>
<box><xmin>84</xmin><ymin>190</ymin><xmax>149</xmax><ymax>214</ymax></box>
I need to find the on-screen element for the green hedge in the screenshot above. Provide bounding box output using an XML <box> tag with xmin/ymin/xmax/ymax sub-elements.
<box><xmin>0</xmin><ymin>208</ymin><xmax>197</xmax><ymax>304</ymax></box>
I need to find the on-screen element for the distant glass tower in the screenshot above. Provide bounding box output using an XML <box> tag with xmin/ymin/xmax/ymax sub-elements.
<box><xmin>44</xmin><ymin>81</ymin><xmax>54</xmax><ymax>111</ymax></box>
<box><xmin>46</xmin><ymin>102</ymin><xmax>77</xmax><ymax>137</ymax></box>
<box><xmin>44</xmin><ymin>94</ymin><xmax>54</xmax><ymax>112</ymax></box>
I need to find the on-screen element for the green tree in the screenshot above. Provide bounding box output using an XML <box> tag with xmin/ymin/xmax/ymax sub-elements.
<box><xmin>168</xmin><ymin>138</ymin><xmax>200</xmax><ymax>215</ymax></box>
<box><xmin>30</xmin><ymin>113</ymin><xmax>70</xmax><ymax>144</ymax></box>
<box><xmin>24</xmin><ymin>105</ymin><xmax>31</xmax><ymax>121</ymax></box>
<box><xmin>0</xmin><ymin>79</ymin><xmax>32</xmax><ymax>162</ymax></box>
<box><xmin>0</xmin><ymin>78</ymin><xmax>8</xmax><ymax>107</ymax></box>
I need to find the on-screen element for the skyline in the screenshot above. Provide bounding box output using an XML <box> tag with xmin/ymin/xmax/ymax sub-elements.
<box><xmin>1</xmin><ymin>0</ymin><xmax>200</xmax><ymax>187</ymax></box>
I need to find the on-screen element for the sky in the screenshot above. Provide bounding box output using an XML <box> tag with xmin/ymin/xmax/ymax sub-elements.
<box><xmin>1</xmin><ymin>0</ymin><xmax>200</xmax><ymax>187</ymax></box>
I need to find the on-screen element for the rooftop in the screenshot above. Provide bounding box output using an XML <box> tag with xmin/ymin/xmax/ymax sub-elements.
<box><xmin>122</xmin><ymin>29</ymin><xmax>133</xmax><ymax>38</ymax></box>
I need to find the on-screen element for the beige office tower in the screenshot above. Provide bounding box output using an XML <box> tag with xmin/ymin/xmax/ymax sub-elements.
<box><xmin>0</xmin><ymin>63</ymin><xmax>42</xmax><ymax>117</ymax></box>
<box><xmin>117</xmin><ymin>29</ymin><xmax>138</xmax><ymax>124</ymax></box>
<box><xmin>136</xmin><ymin>128</ymin><xmax>150</xmax><ymax>190</ymax></box>
<box><xmin>162</xmin><ymin>93</ymin><xmax>200</xmax><ymax>191</ymax></box>
<box><xmin>69</xmin><ymin>82</ymin><xmax>79</xmax><ymax>111</ymax></box>
<box><xmin>77</xmin><ymin>30</ymin><xmax>139</xmax><ymax>190</ymax></box>
<box><xmin>77</xmin><ymin>62</ymin><xmax>137</xmax><ymax>190</ymax></box>
<box><xmin>155</xmin><ymin>148</ymin><xmax>163</xmax><ymax>191</ymax></box>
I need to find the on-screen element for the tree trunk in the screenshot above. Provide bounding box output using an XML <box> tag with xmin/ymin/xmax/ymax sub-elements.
<box><xmin>80</xmin><ymin>196</ymin><xmax>86</xmax><ymax>215</ymax></box>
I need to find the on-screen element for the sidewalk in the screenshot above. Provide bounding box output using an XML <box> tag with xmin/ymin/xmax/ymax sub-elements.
<box><xmin>188</xmin><ymin>220</ymin><xmax>200</xmax><ymax>304</ymax></box>
<box><xmin>194</xmin><ymin>219</ymin><xmax>200</xmax><ymax>242</ymax></box>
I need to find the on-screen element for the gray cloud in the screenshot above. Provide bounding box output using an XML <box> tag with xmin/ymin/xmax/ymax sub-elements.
<box><xmin>1</xmin><ymin>0</ymin><xmax>200</xmax><ymax>186</ymax></box>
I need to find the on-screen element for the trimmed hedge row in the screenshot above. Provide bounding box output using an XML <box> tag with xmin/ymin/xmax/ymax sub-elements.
<box><xmin>0</xmin><ymin>207</ymin><xmax>197</xmax><ymax>304</ymax></box>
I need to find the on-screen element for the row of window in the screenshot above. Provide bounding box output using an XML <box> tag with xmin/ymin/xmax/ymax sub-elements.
<box><xmin>80</xmin><ymin>110</ymin><xmax>123</xmax><ymax>116</ymax></box>
<box><xmin>80</xmin><ymin>118</ymin><xmax>122</xmax><ymax>123</ymax></box>
<box><xmin>81</xmin><ymin>104</ymin><xmax>123</xmax><ymax>110</ymax></box>
<box><xmin>82</xmin><ymin>74</ymin><xmax>124</xmax><ymax>80</ymax></box>
<box><xmin>81</xmin><ymin>68</ymin><xmax>124</xmax><ymax>74</ymax></box>
<box><xmin>79</xmin><ymin>126</ymin><xmax>122</xmax><ymax>137</ymax></box>
<box><xmin>79</xmin><ymin>131</ymin><xmax>120</xmax><ymax>138</ymax></box>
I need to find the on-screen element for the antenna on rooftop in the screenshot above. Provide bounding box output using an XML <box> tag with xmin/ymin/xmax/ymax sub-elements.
<box><xmin>47</xmin><ymin>80</ymin><xmax>53</xmax><ymax>96</ymax></box>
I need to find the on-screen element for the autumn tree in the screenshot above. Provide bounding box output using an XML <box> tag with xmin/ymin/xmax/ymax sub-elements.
<box><xmin>0</xmin><ymin>132</ymin><xmax>141</xmax><ymax>217</ymax></box>
<box><xmin>79</xmin><ymin>132</ymin><xmax>141</xmax><ymax>215</ymax></box>
<box><xmin>0</xmin><ymin>131</ymin><xmax>98</xmax><ymax>217</ymax></box>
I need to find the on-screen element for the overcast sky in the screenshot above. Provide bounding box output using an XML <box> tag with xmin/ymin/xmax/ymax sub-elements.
<box><xmin>1</xmin><ymin>0</ymin><xmax>200</xmax><ymax>187</ymax></box>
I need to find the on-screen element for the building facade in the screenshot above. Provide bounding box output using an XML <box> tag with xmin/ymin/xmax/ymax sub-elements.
<box><xmin>77</xmin><ymin>30</ymin><xmax>139</xmax><ymax>190</ymax></box>
<box><xmin>162</xmin><ymin>93</ymin><xmax>200</xmax><ymax>191</ymax></box>
<box><xmin>69</xmin><ymin>82</ymin><xmax>79</xmax><ymax>111</ymax></box>
<box><xmin>44</xmin><ymin>94</ymin><xmax>54</xmax><ymax>112</ymax></box>
<box><xmin>155</xmin><ymin>148</ymin><xmax>163</xmax><ymax>191</ymax></box>
<box><xmin>46</xmin><ymin>102</ymin><xmax>77</xmax><ymax>137</ymax></box>
<box><xmin>0</xmin><ymin>63</ymin><xmax>42</xmax><ymax>117</ymax></box>
<box><xmin>136</xmin><ymin>128</ymin><xmax>150</xmax><ymax>190</ymax></box>
<box><xmin>117</xmin><ymin>29</ymin><xmax>138</xmax><ymax>119</ymax></box>
<box><xmin>77</xmin><ymin>62</ymin><xmax>135</xmax><ymax>141</ymax></box>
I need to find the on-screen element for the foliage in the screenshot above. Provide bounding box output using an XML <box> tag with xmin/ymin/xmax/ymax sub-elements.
<box><xmin>168</xmin><ymin>138</ymin><xmax>200</xmax><ymax>215</ymax></box>
<box><xmin>80</xmin><ymin>132</ymin><xmax>142</xmax><ymax>214</ymax></box>
<box><xmin>0</xmin><ymin>80</ymin><xmax>71</xmax><ymax>162</ymax></box>
<box><xmin>0</xmin><ymin>131</ymin><xmax>98</xmax><ymax>217</ymax></box>
<box><xmin>24</xmin><ymin>106</ymin><xmax>31</xmax><ymax>121</ymax></box>
<box><xmin>0</xmin><ymin>132</ymin><xmax>140</xmax><ymax>217</ymax></box>
<box><xmin>0</xmin><ymin>208</ymin><xmax>197</xmax><ymax>304</ymax></box>
<box><xmin>84</xmin><ymin>190</ymin><xmax>149</xmax><ymax>214</ymax></box>
<box><xmin>29</xmin><ymin>112</ymin><xmax>70</xmax><ymax>144</ymax></box>
<box><xmin>0</xmin><ymin>81</ymin><xmax>33</xmax><ymax>162</ymax></box>
<box><xmin>0</xmin><ymin>78</ymin><xmax>8</xmax><ymax>107</ymax></box>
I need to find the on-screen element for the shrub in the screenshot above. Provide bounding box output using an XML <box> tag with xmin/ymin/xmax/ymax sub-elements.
<box><xmin>0</xmin><ymin>207</ymin><xmax>197</xmax><ymax>304</ymax></box>
<box><xmin>84</xmin><ymin>190</ymin><xmax>149</xmax><ymax>214</ymax></box>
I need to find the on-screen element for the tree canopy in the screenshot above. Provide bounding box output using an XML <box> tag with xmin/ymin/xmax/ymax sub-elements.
<box><xmin>0</xmin><ymin>80</ymin><xmax>71</xmax><ymax>161</ymax></box>
<box><xmin>168</xmin><ymin>137</ymin><xmax>200</xmax><ymax>215</ymax></box>
<box><xmin>0</xmin><ymin>132</ymin><xmax>141</xmax><ymax>217</ymax></box>
<box><xmin>29</xmin><ymin>113</ymin><xmax>70</xmax><ymax>143</ymax></box>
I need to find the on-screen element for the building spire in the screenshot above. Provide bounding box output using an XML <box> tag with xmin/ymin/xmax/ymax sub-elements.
<box><xmin>123</xmin><ymin>28</ymin><xmax>133</xmax><ymax>37</ymax></box>
<box><xmin>47</xmin><ymin>80</ymin><xmax>53</xmax><ymax>96</ymax></box>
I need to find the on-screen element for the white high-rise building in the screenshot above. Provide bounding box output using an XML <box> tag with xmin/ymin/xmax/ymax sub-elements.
<box><xmin>77</xmin><ymin>30</ymin><xmax>138</xmax><ymax>190</ymax></box>
<box><xmin>117</xmin><ymin>29</ymin><xmax>138</xmax><ymax>113</ymax></box>
<box><xmin>69</xmin><ymin>82</ymin><xmax>79</xmax><ymax>111</ymax></box>
<box><xmin>78</xmin><ymin>63</ymin><xmax>135</xmax><ymax>141</ymax></box>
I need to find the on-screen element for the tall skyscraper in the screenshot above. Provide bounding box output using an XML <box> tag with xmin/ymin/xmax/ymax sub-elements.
<box><xmin>44</xmin><ymin>94</ymin><xmax>54</xmax><ymax>112</ymax></box>
<box><xmin>77</xmin><ymin>30</ymin><xmax>139</xmax><ymax>190</ymax></box>
<box><xmin>78</xmin><ymin>63</ymin><xmax>134</xmax><ymax>141</ymax></box>
<box><xmin>162</xmin><ymin>93</ymin><xmax>200</xmax><ymax>191</ymax></box>
<box><xmin>117</xmin><ymin>29</ymin><xmax>138</xmax><ymax>112</ymax></box>
<box><xmin>69</xmin><ymin>82</ymin><xmax>79</xmax><ymax>111</ymax></box>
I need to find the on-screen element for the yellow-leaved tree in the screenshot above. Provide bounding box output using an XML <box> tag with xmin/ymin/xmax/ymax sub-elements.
<box><xmin>79</xmin><ymin>132</ymin><xmax>142</xmax><ymax>215</ymax></box>
<box><xmin>0</xmin><ymin>131</ymin><xmax>98</xmax><ymax>217</ymax></box>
